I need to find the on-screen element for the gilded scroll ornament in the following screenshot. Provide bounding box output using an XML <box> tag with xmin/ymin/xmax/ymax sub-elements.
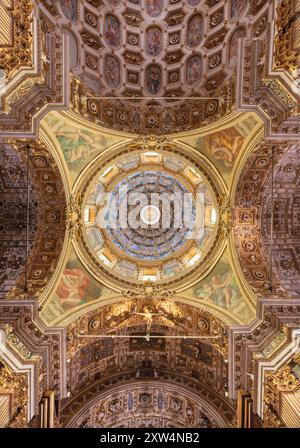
<box><xmin>0</xmin><ymin>0</ymin><xmax>34</xmax><ymax>79</ymax></box>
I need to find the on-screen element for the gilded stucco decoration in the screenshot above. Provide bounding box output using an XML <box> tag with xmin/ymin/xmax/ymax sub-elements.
<box><xmin>261</xmin><ymin>144</ymin><xmax>300</xmax><ymax>297</ymax></box>
<box><xmin>0</xmin><ymin>302</ymin><xmax>66</xmax><ymax>405</ymax></box>
<box><xmin>0</xmin><ymin>0</ymin><xmax>33</xmax><ymax>79</ymax></box>
<box><xmin>274</xmin><ymin>0</ymin><xmax>300</xmax><ymax>83</ymax></box>
<box><xmin>0</xmin><ymin>1</ymin><xmax>68</xmax><ymax>137</ymax></box>
<box><xmin>0</xmin><ymin>0</ymin><xmax>299</xmax><ymax>138</ymax></box>
<box><xmin>230</xmin><ymin>305</ymin><xmax>300</xmax><ymax>407</ymax></box>
<box><xmin>0</xmin><ymin>143</ymin><xmax>38</xmax><ymax>298</ymax></box>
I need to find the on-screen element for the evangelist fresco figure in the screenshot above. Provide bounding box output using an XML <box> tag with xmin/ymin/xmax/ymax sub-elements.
<box><xmin>186</xmin><ymin>256</ymin><xmax>256</xmax><ymax>325</ymax></box>
<box><xmin>187</xmin><ymin>14</ymin><xmax>203</xmax><ymax>48</ymax></box>
<box><xmin>52</xmin><ymin>250</ymin><xmax>105</xmax><ymax>313</ymax></box>
<box><xmin>202</xmin><ymin>126</ymin><xmax>245</xmax><ymax>168</ymax></box>
<box><xmin>104</xmin><ymin>15</ymin><xmax>121</xmax><ymax>48</ymax></box>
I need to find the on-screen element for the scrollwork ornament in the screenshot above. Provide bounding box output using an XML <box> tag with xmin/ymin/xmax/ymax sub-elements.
<box><xmin>122</xmin><ymin>284</ymin><xmax>175</xmax><ymax>300</ymax></box>
<box><xmin>71</xmin><ymin>77</ymin><xmax>88</xmax><ymax>116</ymax></box>
<box><xmin>266</xmin><ymin>365</ymin><xmax>300</xmax><ymax>393</ymax></box>
<box><xmin>274</xmin><ymin>1</ymin><xmax>300</xmax><ymax>85</ymax></box>
<box><xmin>262</xmin><ymin>80</ymin><xmax>298</xmax><ymax>113</ymax></box>
<box><xmin>262</xmin><ymin>331</ymin><xmax>287</xmax><ymax>358</ymax></box>
<box><xmin>4</xmin><ymin>284</ymin><xmax>40</xmax><ymax>300</ymax></box>
<box><xmin>219</xmin><ymin>198</ymin><xmax>233</xmax><ymax>238</ymax></box>
<box><xmin>263</xmin><ymin>355</ymin><xmax>300</xmax><ymax>427</ymax></box>
<box><xmin>263</xmin><ymin>403</ymin><xmax>283</xmax><ymax>428</ymax></box>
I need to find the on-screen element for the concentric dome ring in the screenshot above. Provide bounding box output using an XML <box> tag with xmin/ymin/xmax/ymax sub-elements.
<box><xmin>104</xmin><ymin>171</ymin><xmax>195</xmax><ymax>261</ymax></box>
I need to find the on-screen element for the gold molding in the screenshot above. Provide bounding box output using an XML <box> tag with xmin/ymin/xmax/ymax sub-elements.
<box><xmin>0</xmin><ymin>0</ymin><xmax>33</xmax><ymax>80</ymax></box>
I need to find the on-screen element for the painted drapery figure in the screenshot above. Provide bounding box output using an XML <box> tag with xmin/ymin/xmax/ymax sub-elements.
<box><xmin>146</xmin><ymin>27</ymin><xmax>162</xmax><ymax>56</ymax></box>
<box><xmin>104</xmin><ymin>55</ymin><xmax>121</xmax><ymax>88</ymax></box>
<box><xmin>146</xmin><ymin>0</ymin><xmax>163</xmax><ymax>17</ymax></box>
<box><xmin>195</xmin><ymin>272</ymin><xmax>239</xmax><ymax>309</ymax></box>
<box><xmin>187</xmin><ymin>14</ymin><xmax>203</xmax><ymax>47</ymax></box>
<box><xmin>231</xmin><ymin>0</ymin><xmax>247</xmax><ymax>19</ymax></box>
<box><xmin>146</xmin><ymin>65</ymin><xmax>162</xmax><ymax>94</ymax></box>
<box><xmin>56</xmin><ymin>268</ymin><xmax>90</xmax><ymax>309</ymax></box>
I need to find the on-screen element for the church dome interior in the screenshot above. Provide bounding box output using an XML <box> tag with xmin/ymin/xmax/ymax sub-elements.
<box><xmin>0</xmin><ymin>0</ymin><xmax>299</xmax><ymax>432</ymax></box>
<box><xmin>79</xmin><ymin>146</ymin><xmax>220</xmax><ymax>286</ymax></box>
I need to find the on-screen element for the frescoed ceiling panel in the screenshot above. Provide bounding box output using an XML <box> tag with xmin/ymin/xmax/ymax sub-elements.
<box><xmin>1</xmin><ymin>0</ymin><xmax>299</xmax><ymax>138</ymax></box>
<box><xmin>40</xmin><ymin>246</ymin><xmax>116</xmax><ymax>327</ymax></box>
<box><xmin>41</xmin><ymin>112</ymin><xmax>131</xmax><ymax>184</ymax></box>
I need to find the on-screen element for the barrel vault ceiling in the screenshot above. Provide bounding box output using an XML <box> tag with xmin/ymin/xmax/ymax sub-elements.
<box><xmin>0</xmin><ymin>0</ymin><xmax>299</xmax><ymax>429</ymax></box>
